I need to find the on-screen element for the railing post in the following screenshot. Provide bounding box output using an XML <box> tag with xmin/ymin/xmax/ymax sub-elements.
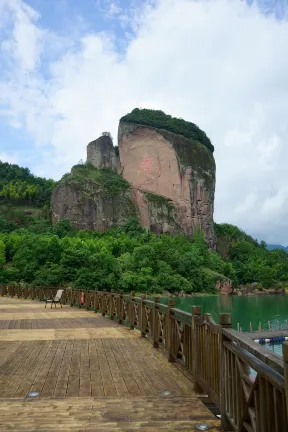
<box><xmin>69</xmin><ymin>289</ymin><xmax>73</xmax><ymax>307</ymax></box>
<box><xmin>283</xmin><ymin>342</ymin><xmax>288</xmax><ymax>424</ymax></box>
<box><xmin>93</xmin><ymin>291</ymin><xmax>97</xmax><ymax>313</ymax></box>
<box><xmin>219</xmin><ymin>313</ymin><xmax>232</xmax><ymax>431</ymax></box>
<box><xmin>78</xmin><ymin>290</ymin><xmax>82</xmax><ymax>308</ymax></box>
<box><xmin>140</xmin><ymin>294</ymin><xmax>147</xmax><ymax>337</ymax></box>
<box><xmin>192</xmin><ymin>306</ymin><xmax>202</xmax><ymax>393</ymax></box>
<box><xmin>101</xmin><ymin>291</ymin><xmax>106</xmax><ymax>316</ymax></box>
<box><xmin>86</xmin><ymin>291</ymin><xmax>90</xmax><ymax>311</ymax></box>
<box><xmin>129</xmin><ymin>291</ymin><xmax>135</xmax><ymax>330</ymax></box>
<box><xmin>152</xmin><ymin>297</ymin><xmax>160</xmax><ymax>348</ymax></box>
<box><xmin>118</xmin><ymin>292</ymin><xmax>123</xmax><ymax>324</ymax></box>
<box><xmin>167</xmin><ymin>299</ymin><xmax>176</xmax><ymax>362</ymax></box>
<box><xmin>109</xmin><ymin>291</ymin><xmax>114</xmax><ymax>320</ymax></box>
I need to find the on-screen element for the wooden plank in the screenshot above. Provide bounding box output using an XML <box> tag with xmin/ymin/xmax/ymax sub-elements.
<box><xmin>66</xmin><ymin>340</ymin><xmax>81</xmax><ymax>397</ymax></box>
<box><xmin>109</xmin><ymin>338</ymin><xmax>154</xmax><ymax>397</ymax></box>
<box><xmin>105</xmin><ymin>338</ymin><xmax>142</xmax><ymax>397</ymax></box>
<box><xmin>13</xmin><ymin>341</ymin><xmax>53</xmax><ymax>397</ymax></box>
<box><xmin>126</xmin><ymin>338</ymin><xmax>183</xmax><ymax>396</ymax></box>
<box><xmin>79</xmin><ymin>340</ymin><xmax>91</xmax><ymax>397</ymax></box>
<box><xmin>41</xmin><ymin>340</ymin><xmax>67</xmax><ymax>397</ymax></box>
<box><xmin>1</xmin><ymin>341</ymin><xmax>45</xmax><ymax>397</ymax></box>
<box><xmin>53</xmin><ymin>340</ymin><xmax>74</xmax><ymax>398</ymax></box>
<box><xmin>116</xmin><ymin>339</ymin><xmax>162</xmax><ymax>396</ymax></box>
<box><xmin>0</xmin><ymin>342</ymin><xmax>20</xmax><ymax>367</ymax></box>
<box><xmin>101</xmin><ymin>339</ymin><xmax>129</xmax><ymax>397</ymax></box>
<box><xmin>29</xmin><ymin>340</ymin><xmax>60</xmax><ymax>395</ymax></box>
<box><xmin>89</xmin><ymin>340</ymin><xmax>104</xmax><ymax>397</ymax></box>
<box><xmin>94</xmin><ymin>339</ymin><xmax>117</xmax><ymax>397</ymax></box>
<box><xmin>0</xmin><ymin>342</ymin><xmax>34</xmax><ymax>393</ymax></box>
<box><xmin>134</xmin><ymin>338</ymin><xmax>193</xmax><ymax>395</ymax></box>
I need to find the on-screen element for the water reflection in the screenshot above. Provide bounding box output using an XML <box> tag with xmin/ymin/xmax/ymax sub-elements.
<box><xmin>159</xmin><ymin>294</ymin><xmax>288</xmax><ymax>332</ymax></box>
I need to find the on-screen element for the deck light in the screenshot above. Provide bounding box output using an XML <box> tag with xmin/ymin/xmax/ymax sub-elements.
<box><xmin>195</xmin><ymin>425</ymin><xmax>210</xmax><ymax>431</ymax></box>
<box><xmin>160</xmin><ymin>390</ymin><xmax>170</xmax><ymax>396</ymax></box>
<box><xmin>27</xmin><ymin>392</ymin><xmax>40</xmax><ymax>397</ymax></box>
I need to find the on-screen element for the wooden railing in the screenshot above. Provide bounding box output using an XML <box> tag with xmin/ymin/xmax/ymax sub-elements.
<box><xmin>2</xmin><ymin>285</ymin><xmax>288</xmax><ymax>431</ymax></box>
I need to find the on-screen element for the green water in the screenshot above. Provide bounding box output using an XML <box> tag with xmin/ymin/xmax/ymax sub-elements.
<box><xmin>159</xmin><ymin>294</ymin><xmax>288</xmax><ymax>332</ymax></box>
<box><xmin>266</xmin><ymin>343</ymin><xmax>283</xmax><ymax>356</ymax></box>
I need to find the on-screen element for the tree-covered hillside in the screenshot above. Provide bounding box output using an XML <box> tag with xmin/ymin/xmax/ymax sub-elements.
<box><xmin>0</xmin><ymin>161</ymin><xmax>55</xmax><ymax>207</ymax></box>
<box><xmin>267</xmin><ymin>244</ymin><xmax>288</xmax><ymax>253</ymax></box>
<box><xmin>120</xmin><ymin>108</ymin><xmax>214</xmax><ymax>153</ymax></box>
<box><xmin>215</xmin><ymin>223</ymin><xmax>288</xmax><ymax>289</ymax></box>
<box><xmin>0</xmin><ymin>216</ymin><xmax>287</xmax><ymax>292</ymax></box>
<box><xmin>0</xmin><ymin>219</ymin><xmax>234</xmax><ymax>293</ymax></box>
<box><xmin>0</xmin><ymin>161</ymin><xmax>287</xmax><ymax>293</ymax></box>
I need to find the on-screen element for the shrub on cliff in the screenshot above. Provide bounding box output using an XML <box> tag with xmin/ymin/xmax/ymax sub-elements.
<box><xmin>120</xmin><ymin>108</ymin><xmax>214</xmax><ymax>153</ymax></box>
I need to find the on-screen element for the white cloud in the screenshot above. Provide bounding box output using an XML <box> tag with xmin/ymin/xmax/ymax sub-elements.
<box><xmin>1</xmin><ymin>0</ymin><xmax>288</xmax><ymax>243</ymax></box>
<box><xmin>0</xmin><ymin>152</ymin><xmax>19</xmax><ymax>165</ymax></box>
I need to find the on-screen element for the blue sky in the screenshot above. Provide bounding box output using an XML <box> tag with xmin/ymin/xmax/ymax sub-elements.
<box><xmin>1</xmin><ymin>0</ymin><xmax>288</xmax><ymax>243</ymax></box>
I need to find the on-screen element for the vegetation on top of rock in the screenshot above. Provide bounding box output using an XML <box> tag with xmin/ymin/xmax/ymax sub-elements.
<box><xmin>120</xmin><ymin>108</ymin><xmax>214</xmax><ymax>153</ymax></box>
<box><xmin>0</xmin><ymin>161</ymin><xmax>55</xmax><ymax>207</ymax></box>
<box><xmin>59</xmin><ymin>164</ymin><xmax>131</xmax><ymax>195</ymax></box>
<box><xmin>143</xmin><ymin>191</ymin><xmax>173</xmax><ymax>208</ymax></box>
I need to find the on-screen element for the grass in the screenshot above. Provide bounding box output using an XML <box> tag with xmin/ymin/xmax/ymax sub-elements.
<box><xmin>60</xmin><ymin>164</ymin><xmax>131</xmax><ymax>196</ymax></box>
<box><xmin>0</xmin><ymin>203</ymin><xmax>42</xmax><ymax>217</ymax></box>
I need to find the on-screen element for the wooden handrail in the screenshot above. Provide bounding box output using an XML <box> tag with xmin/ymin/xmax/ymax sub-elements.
<box><xmin>223</xmin><ymin>341</ymin><xmax>285</xmax><ymax>391</ymax></box>
<box><xmin>4</xmin><ymin>286</ymin><xmax>288</xmax><ymax>430</ymax></box>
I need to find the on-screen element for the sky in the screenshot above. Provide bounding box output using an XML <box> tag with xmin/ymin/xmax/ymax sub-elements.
<box><xmin>1</xmin><ymin>0</ymin><xmax>288</xmax><ymax>244</ymax></box>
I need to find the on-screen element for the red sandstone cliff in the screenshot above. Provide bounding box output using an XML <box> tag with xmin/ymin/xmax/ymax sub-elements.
<box><xmin>118</xmin><ymin>122</ymin><xmax>216</xmax><ymax>248</ymax></box>
<box><xmin>51</xmin><ymin>113</ymin><xmax>216</xmax><ymax>249</ymax></box>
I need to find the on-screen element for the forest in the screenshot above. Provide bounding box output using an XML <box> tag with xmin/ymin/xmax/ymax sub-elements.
<box><xmin>0</xmin><ymin>160</ymin><xmax>287</xmax><ymax>293</ymax></box>
<box><xmin>0</xmin><ymin>214</ymin><xmax>287</xmax><ymax>293</ymax></box>
<box><xmin>120</xmin><ymin>108</ymin><xmax>214</xmax><ymax>153</ymax></box>
<box><xmin>0</xmin><ymin>161</ymin><xmax>55</xmax><ymax>207</ymax></box>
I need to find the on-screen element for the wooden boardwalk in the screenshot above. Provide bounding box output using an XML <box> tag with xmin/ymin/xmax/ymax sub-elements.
<box><xmin>0</xmin><ymin>296</ymin><xmax>220</xmax><ymax>431</ymax></box>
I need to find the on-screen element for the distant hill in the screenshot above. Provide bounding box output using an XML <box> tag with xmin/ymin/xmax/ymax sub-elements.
<box><xmin>267</xmin><ymin>244</ymin><xmax>288</xmax><ymax>253</ymax></box>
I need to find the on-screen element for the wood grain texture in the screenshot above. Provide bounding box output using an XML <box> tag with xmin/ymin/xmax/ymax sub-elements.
<box><xmin>0</xmin><ymin>296</ymin><xmax>220</xmax><ymax>431</ymax></box>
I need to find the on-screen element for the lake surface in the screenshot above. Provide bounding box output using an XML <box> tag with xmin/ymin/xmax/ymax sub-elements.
<box><xmin>266</xmin><ymin>342</ymin><xmax>283</xmax><ymax>356</ymax></box>
<box><xmin>159</xmin><ymin>294</ymin><xmax>288</xmax><ymax>332</ymax></box>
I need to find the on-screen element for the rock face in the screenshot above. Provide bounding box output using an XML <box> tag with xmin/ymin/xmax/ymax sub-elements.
<box><xmin>51</xmin><ymin>166</ymin><xmax>137</xmax><ymax>230</ymax></box>
<box><xmin>87</xmin><ymin>134</ymin><xmax>119</xmax><ymax>169</ymax></box>
<box><xmin>118</xmin><ymin>122</ymin><xmax>216</xmax><ymax>248</ymax></box>
<box><xmin>51</xmin><ymin>110</ymin><xmax>216</xmax><ymax>247</ymax></box>
<box><xmin>216</xmin><ymin>279</ymin><xmax>233</xmax><ymax>295</ymax></box>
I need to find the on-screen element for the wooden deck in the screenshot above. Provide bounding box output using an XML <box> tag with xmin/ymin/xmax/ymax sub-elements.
<box><xmin>0</xmin><ymin>296</ymin><xmax>220</xmax><ymax>431</ymax></box>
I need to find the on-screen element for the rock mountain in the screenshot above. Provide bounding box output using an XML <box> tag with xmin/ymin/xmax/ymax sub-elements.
<box><xmin>51</xmin><ymin>109</ymin><xmax>216</xmax><ymax>248</ymax></box>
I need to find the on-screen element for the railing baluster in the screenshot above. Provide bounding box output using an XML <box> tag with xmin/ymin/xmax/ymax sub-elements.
<box><xmin>140</xmin><ymin>294</ymin><xmax>147</xmax><ymax>337</ymax></box>
<box><xmin>167</xmin><ymin>299</ymin><xmax>176</xmax><ymax>362</ymax></box>
<box><xmin>283</xmin><ymin>342</ymin><xmax>288</xmax><ymax>425</ymax></box>
<box><xmin>153</xmin><ymin>297</ymin><xmax>160</xmax><ymax>348</ymax></box>
<box><xmin>219</xmin><ymin>313</ymin><xmax>232</xmax><ymax>431</ymax></box>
